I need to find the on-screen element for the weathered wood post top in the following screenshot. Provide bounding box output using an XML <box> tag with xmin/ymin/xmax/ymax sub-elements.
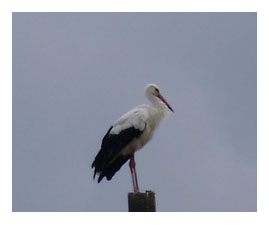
<box><xmin>128</xmin><ymin>190</ymin><xmax>156</xmax><ymax>212</ymax></box>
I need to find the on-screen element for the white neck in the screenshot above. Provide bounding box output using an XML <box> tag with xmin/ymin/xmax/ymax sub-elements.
<box><xmin>146</xmin><ymin>93</ymin><xmax>169</xmax><ymax>121</ymax></box>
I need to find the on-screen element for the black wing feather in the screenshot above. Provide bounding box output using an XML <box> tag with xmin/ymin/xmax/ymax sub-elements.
<box><xmin>92</xmin><ymin>125</ymin><xmax>145</xmax><ymax>182</ymax></box>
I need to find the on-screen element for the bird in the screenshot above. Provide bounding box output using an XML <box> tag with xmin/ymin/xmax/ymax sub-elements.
<box><xmin>91</xmin><ymin>84</ymin><xmax>174</xmax><ymax>192</ymax></box>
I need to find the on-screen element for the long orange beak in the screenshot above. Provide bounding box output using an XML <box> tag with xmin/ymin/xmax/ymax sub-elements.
<box><xmin>158</xmin><ymin>94</ymin><xmax>174</xmax><ymax>112</ymax></box>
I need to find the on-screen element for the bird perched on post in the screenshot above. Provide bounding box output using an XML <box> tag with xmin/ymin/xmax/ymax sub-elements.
<box><xmin>91</xmin><ymin>84</ymin><xmax>174</xmax><ymax>192</ymax></box>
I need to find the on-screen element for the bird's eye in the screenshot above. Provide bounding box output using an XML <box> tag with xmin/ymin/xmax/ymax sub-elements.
<box><xmin>155</xmin><ymin>88</ymin><xmax>159</xmax><ymax>92</ymax></box>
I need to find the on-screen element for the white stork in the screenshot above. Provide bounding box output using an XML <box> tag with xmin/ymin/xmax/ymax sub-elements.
<box><xmin>91</xmin><ymin>84</ymin><xmax>174</xmax><ymax>192</ymax></box>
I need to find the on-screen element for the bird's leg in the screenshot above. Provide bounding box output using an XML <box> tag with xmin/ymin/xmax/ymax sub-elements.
<box><xmin>132</xmin><ymin>154</ymin><xmax>140</xmax><ymax>193</ymax></box>
<box><xmin>129</xmin><ymin>155</ymin><xmax>136</xmax><ymax>193</ymax></box>
<box><xmin>129</xmin><ymin>153</ymin><xmax>139</xmax><ymax>193</ymax></box>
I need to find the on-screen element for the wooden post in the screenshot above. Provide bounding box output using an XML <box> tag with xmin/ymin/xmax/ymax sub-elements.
<box><xmin>128</xmin><ymin>190</ymin><xmax>156</xmax><ymax>212</ymax></box>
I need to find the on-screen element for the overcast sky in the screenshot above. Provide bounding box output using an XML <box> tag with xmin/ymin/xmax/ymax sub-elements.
<box><xmin>12</xmin><ymin>12</ymin><xmax>256</xmax><ymax>212</ymax></box>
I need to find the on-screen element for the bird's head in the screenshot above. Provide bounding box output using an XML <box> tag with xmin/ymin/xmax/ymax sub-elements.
<box><xmin>145</xmin><ymin>84</ymin><xmax>174</xmax><ymax>112</ymax></box>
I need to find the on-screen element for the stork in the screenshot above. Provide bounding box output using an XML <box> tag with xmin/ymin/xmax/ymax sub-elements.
<box><xmin>91</xmin><ymin>84</ymin><xmax>174</xmax><ymax>192</ymax></box>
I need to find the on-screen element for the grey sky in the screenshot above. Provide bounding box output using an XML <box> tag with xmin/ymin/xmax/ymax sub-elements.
<box><xmin>12</xmin><ymin>12</ymin><xmax>256</xmax><ymax>212</ymax></box>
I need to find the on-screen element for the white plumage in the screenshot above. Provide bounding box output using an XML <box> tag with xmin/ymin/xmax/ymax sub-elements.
<box><xmin>92</xmin><ymin>84</ymin><xmax>174</xmax><ymax>192</ymax></box>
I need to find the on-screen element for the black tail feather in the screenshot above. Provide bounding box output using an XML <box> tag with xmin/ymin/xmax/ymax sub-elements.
<box><xmin>91</xmin><ymin>125</ymin><xmax>144</xmax><ymax>182</ymax></box>
<box><xmin>97</xmin><ymin>155</ymin><xmax>130</xmax><ymax>183</ymax></box>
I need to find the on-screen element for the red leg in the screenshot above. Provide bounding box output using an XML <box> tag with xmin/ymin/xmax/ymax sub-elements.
<box><xmin>132</xmin><ymin>154</ymin><xmax>140</xmax><ymax>192</ymax></box>
<box><xmin>129</xmin><ymin>153</ymin><xmax>139</xmax><ymax>193</ymax></box>
<box><xmin>129</xmin><ymin>156</ymin><xmax>136</xmax><ymax>192</ymax></box>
